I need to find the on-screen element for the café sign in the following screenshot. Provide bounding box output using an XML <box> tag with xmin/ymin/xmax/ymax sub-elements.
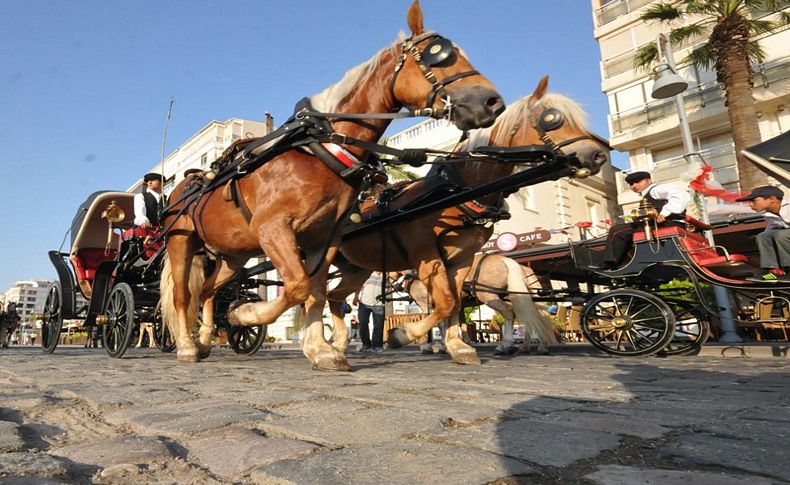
<box><xmin>480</xmin><ymin>230</ymin><xmax>551</xmax><ymax>252</ymax></box>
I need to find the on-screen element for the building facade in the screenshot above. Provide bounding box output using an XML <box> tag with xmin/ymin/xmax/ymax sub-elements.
<box><xmin>3</xmin><ymin>279</ymin><xmax>56</xmax><ymax>321</ymax></box>
<box><xmin>592</xmin><ymin>0</ymin><xmax>790</xmax><ymax>214</ymax></box>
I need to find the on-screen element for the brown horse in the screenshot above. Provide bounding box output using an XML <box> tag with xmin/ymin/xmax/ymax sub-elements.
<box><xmin>160</xmin><ymin>1</ymin><xmax>504</xmax><ymax>369</ymax></box>
<box><xmin>326</xmin><ymin>75</ymin><xmax>609</xmax><ymax>364</ymax></box>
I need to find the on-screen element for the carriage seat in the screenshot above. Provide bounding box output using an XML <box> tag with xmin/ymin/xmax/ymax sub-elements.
<box><xmin>634</xmin><ymin>224</ymin><xmax>749</xmax><ymax>271</ymax></box>
<box><xmin>70</xmin><ymin>248</ymin><xmax>118</xmax><ymax>283</ymax></box>
<box><xmin>121</xmin><ymin>227</ymin><xmax>163</xmax><ymax>260</ymax></box>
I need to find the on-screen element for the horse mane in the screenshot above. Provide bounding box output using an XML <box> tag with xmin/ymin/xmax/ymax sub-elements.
<box><xmin>310</xmin><ymin>34</ymin><xmax>406</xmax><ymax>113</ymax></box>
<box><xmin>465</xmin><ymin>92</ymin><xmax>589</xmax><ymax>150</ymax></box>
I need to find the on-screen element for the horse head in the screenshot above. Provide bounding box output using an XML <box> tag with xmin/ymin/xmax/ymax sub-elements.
<box><xmin>488</xmin><ymin>75</ymin><xmax>611</xmax><ymax>176</ymax></box>
<box><xmin>392</xmin><ymin>1</ymin><xmax>505</xmax><ymax>131</ymax></box>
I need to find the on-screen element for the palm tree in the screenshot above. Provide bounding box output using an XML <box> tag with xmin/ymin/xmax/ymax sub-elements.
<box><xmin>634</xmin><ymin>0</ymin><xmax>790</xmax><ymax>190</ymax></box>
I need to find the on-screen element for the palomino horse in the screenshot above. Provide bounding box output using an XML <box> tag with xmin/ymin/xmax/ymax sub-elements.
<box><xmin>160</xmin><ymin>1</ymin><xmax>504</xmax><ymax>369</ymax></box>
<box><xmin>403</xmin><ymin>253</ymin><xmax>558</xmax><ymax>355</ymax></box>
<box><xmin>327</xmin><ymin>76</ymin><xmax>609</xmax><ymax>365</ymax></box>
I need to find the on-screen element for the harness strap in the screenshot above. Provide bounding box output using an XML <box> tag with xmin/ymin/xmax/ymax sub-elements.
<box><xmin>229</xmin><ymin>178</ymin><xmax>253</xmax><ymax>224</ymax></box>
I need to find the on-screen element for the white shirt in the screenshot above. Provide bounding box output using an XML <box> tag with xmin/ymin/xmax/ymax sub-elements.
<box><xmin>640</xmin><ymin>183</ymin><xmax>691</xmax><ymax>217</ymax></box>
<box><xmin>764</xmin><ymin>200</ymin><xmax>790</xmax><ymax>230</ymax></box>
<box><xmin>358</xmin><ymin>272</ymin><xmax>384</xmax><ymax>307</ymax></box>
<box><xmin>133</xmin><ymin>189</ymin><xmax>163</xmax><ymax>226</ymax></box>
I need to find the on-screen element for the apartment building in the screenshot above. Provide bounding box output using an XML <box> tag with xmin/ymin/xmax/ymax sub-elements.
<box><xmin>592</xmin><ymin>0</ymin><xmax>790</xmax><ymax>214</ymax></box>
<box><xmin>3</xmin><ymin>280</ymin><xmax>56</xmax><ymax>321</ymax></box>
<box><xmin>386</xmin><ymin>117</ymin><xmax>620</xmax><ymax>244</ymax></box>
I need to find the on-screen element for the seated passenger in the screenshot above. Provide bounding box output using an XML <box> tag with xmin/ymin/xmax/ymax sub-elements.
<box><xmin>599</xmin><ymin>171</ymin><xmax>691</xmax><ymax>269</ymax></box>
<box><xmin>736</xmin><ymin>186</ymin><xmax>790</xmax><ymax>282</ymax></box>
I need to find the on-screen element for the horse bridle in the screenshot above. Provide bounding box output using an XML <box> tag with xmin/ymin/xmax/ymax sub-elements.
<box><xmin>389</xmin><ymin>32</ymin><xmax>481</xmax><ymax>118</ymax></box>
<box><xmin>526</xmin><ymin>107</ymin><xmax>612</xmax><ymax>155</ymax></box>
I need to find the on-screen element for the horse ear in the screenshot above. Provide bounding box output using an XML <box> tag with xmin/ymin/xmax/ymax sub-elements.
<box><xmin>407</xmin><ymin>0</ymin><xmax>424</xmax><ymax>36</ymax></box>
<box><xmin>530</xmin><ymin>75</ymin><xmax>549</xmax><ymax>105</ymax></box>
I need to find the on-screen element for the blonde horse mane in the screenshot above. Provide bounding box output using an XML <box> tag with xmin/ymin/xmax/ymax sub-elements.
<box><xmin>465</xmin><ymin>92</ymin><xmax>589</xmax><ymax>151</ymax></box>
<box><xmin>310</xmin><ymin>34</ymin><xmax>405</xmax><ymax>113</ymax></box>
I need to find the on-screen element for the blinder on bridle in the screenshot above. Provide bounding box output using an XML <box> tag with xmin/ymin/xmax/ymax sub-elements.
<box><xmin>529</xmin><ymin>106</ymin><xmax>611</xmax><ymax>155</ymax></box>
<box><xmin>390</xmin><ymin>32</ymin><xmax>479</xmax><ymax>117</ymax></box>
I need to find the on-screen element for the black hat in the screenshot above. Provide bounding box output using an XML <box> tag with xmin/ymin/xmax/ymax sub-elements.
<box><xmin>143</xmin><ymin>173</ymin><xmax>164</xmax><ymax>183</ymax></box>
<box><xmin>735</xmin><ymin>185</ymin><xmax>784</xmax><ymax>201</ymax></box>
<box><xmin>624</xmin><ymin>171</ymin><xmax>651</xmax><ymax>184</ymax></box>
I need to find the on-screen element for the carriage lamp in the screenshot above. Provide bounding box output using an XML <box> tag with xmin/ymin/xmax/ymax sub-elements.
<box><xmin>631</xmin><ymin>198</ymin><xmax>658</xmax><ymax>240</ymax></box>
<box><xmin>101</xmin><ymin>201</ymin><xmax>126</xmax><ymax>255</ymax></box>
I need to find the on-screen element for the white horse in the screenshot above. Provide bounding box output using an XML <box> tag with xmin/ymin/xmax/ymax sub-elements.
<box><xmin>402</xmin><ymin>253</ymin><xmax>559</xmax><ymax>354</ymax></box>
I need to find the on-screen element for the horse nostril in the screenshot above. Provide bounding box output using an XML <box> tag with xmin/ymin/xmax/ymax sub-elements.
<box><xmin>593</xmin><ymin>151</ymin><xmax>609</xmax><ymax>165</ymax></box>
<box><xmin>486</xmin><ymin>95</ymin><xmax>505</xmax><ymax>115</ymax></box>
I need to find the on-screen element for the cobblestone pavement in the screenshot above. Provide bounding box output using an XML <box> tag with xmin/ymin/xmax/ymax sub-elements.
<box><xmin>0</xmin><ymin>345</ymin><xmax>788</xmax><ymax>484</ymax></box>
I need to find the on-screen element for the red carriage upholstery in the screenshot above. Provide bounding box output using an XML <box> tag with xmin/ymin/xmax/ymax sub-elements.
<box><xmin>70</xmin><ymin>248</ymin><xmax>118</xmax><ymax>283</ymax></box>
<box><xmin>633</xmin><ymin>225</ymin><xmax>748</xmax><ymax>268</ymax></box>
<box><xmin>121</xmin><ymin>227</ymin><xmax>163</xmax><ymax>260</ymax></box>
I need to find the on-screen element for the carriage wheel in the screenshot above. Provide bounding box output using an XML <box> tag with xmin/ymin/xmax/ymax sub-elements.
<box><xmin>227</xmin><ymin>325</ymin><xmax>267</xmax><ymax>355</ymax></box>
<box><xmin>41</xmin><ymin>283</ymin><xmax>63</xmax><ymax>354</ymax></box>
<box><xmin>151</xmin><ymin>304</ymin><xmax>175</xmax><ymax>353</ymax></box>
<box><xmin>102</xmin><ymin>283</ymin><xmax>136</xmax><ymax>358</ymax></box>
<box><xmin>581</xmin><ymin>289</ymin><xmax>675</xmax><ymax>357</ymax></box>
<box><xmin>662</xmin><ymin>301</ymin><xmax>710</xmax><ymax>356</ymax></box>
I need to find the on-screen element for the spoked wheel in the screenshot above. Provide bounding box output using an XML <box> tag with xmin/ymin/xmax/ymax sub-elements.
<box><xmin>662</xmin><ymin>301</ymin><xmax>710</xmax><ymax>356</ymax></box>
<box><xmin>152</xmin><ymin>304</ymin><xmax>175</xmax><ymax>353</ymax></box>
<box><xmin>227</xmin><ymin>324</ymin><xmax>267</xmax><ymax>355</ymax></box>
<box><xmin>102</xmin><ymin>283</ymin><xmax>136</xmax><ymax>358</ymax></box>
<box><xmin>41</xmin><ymin>283</ymin><xmax>63</xmax><ymax>354</ymax></box>
<box><xmin>581</xmin><ymin>289</ymin><xmax>675</xmax><ymax>356</ymax></box>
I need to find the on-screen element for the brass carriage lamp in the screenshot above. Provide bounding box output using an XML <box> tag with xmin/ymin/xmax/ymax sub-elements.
<box><xmin>101</xmin><ymin>201</ymin><xmax>126</xmax><ymax>255</ymax></box>
<box><xmin>630</xmin><ymin>198</ymin><xmax>658</xmax><ymax>240</ymax></box>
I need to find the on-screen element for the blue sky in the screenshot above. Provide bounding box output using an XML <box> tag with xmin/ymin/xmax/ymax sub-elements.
<box><xmin>0</xmin><ymin>0</ymin><xmax>623</xmax><ymax>291</ymax></box>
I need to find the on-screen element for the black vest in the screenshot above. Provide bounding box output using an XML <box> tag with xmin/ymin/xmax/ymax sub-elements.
<box><xmin>644</xmin><ymin>187</ymin><xmax>685</xmax><ymax>220</ymax></box>
<box><xmin>143</xmin><ymin>189</ymin><xmax>164</xmax><ymax>226</ymax></box>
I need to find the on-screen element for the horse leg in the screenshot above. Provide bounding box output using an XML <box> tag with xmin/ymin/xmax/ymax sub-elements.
<box><xmin>163</xmin><ymin>234</ymin><xmax>202</xmax><ymax>362</ymax></box>
<box><xmin>485</xmin><ymin>298</ymin><xmax>517</xmax><ymax>355</ymax></box>
<box><xmin>326</xmin><ymin>259</ymin><xmax>371</xmax><ymax>355</ymax></box>
<box><xmin>197</xmin><ymin>259</ymin><xmax>241</xmax><ymax>359</ymax></box>
<box><xmin>301</xmin><ymin>248</ymin><xmax>351</xmax><ymax>371</ymax></box>
<box><xmin>227</xmin><ymin>228</ymin><xmax>310</xmax><ymax>326</ymax></box>
<box><xmin>442</xmin><ymin>265</ymin><xmax>480</xmax><ymax>365</ymax></box>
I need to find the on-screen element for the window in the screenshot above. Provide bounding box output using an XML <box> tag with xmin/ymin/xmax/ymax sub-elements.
<box><xmin>200</xmin><ymin>153</ymin><xmax>208</xmax><ymax>167</ymax></box>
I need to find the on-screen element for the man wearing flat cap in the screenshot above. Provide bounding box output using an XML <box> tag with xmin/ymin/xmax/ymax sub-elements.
<box><xmin>599</xmin><ymin>171</ymin><xmax>691</xmax><ymax>269</ymax></box>
<box><xmin>736</xmin><ymin>185</ymin><xmax>790</xmax><ymax>282</ymax></box>
<box><xmin>134</xmin><ymin>172</ymin><xmax>165</xmax><ymax>229</ymax></box>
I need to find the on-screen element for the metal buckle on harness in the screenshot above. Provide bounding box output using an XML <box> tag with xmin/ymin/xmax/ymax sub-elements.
<box><xmin>329</xmin><ymin>133</ymin><xmax>348</xmax><ymax>146</ymax></box>
<box><xmin>441</xmin><ymin>95</ymin><xmax>453</xmax><ymax>121</ymax></box>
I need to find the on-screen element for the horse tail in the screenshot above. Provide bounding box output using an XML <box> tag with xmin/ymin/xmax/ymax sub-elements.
<box><xmin>160</xmin><ymin>254</ymin><xmax>205</xmax><ymax>341</ymax></box>
<box><xmin>503</xmin><ymin>258</ymin><xmax>559</xmax><ymax>347</ymax></box>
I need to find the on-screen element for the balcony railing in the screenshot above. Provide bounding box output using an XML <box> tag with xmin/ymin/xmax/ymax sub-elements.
<box><xmin>611</xmin><ymin>57</ymin><xmax>790</xmax><ymax>134</ymax></box>
<box><xmin>595</xmin><ymin>0</ymin><xmax>654</xmax><ymax>27</ymax></box>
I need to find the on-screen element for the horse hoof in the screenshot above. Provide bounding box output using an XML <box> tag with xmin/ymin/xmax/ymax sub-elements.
<box><xmin>494</xmin><ymin>346</ymin><xmax>518</xmax><ymax>356</ymax></box>
<box><xmin>387</xmin><ymin>327</ymin><xmax>411</xmax><ymax>349</ymax></box>
<box><xmin>177</xmin><ymin>352</ymin><xmax>200</xmax><ymax>363</ymax></box>
<box><xmin>312</xmin><ymin>357</ymin><xmax>352</xmax><ymax>372</ymax></box>
<box><xmin>452</xmin><ymin>352</ymin><xmax>481</xmax><ymax>365</ymax></box>
<box><xmin>198</xmin><ymin>348</ymin><xmax>212</xmax><ymax>359</ymax></box>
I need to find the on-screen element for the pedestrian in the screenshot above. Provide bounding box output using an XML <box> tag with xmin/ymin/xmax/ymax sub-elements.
<box><xmin>353</xmin><ymin>271</ymin><xmax>386</xmax><ymax>352</ymax></box>
<box><xmin>735</xmin><ymin>186</ymin><xmax>790</xmax><ymax>282</ymax></box>
<box><xmin>134</xmin><ymin>322</ymin><xmax>156</xmax><ymax>348</ymax></box>
<box><xmin>598</xmin><ymin>171</ymin><xmax>691</xmax><ymax>269</ymax></box>
<box><xmin>349</xmin><ymin>315</ymin><xmax>359</xmax><ymax>341</ymax></box>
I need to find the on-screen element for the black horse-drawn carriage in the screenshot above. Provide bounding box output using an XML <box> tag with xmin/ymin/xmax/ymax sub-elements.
<box><xmin>41</xmin><ymin>191</ymin><xmax>267</xmax><ymax>358</ymax></box>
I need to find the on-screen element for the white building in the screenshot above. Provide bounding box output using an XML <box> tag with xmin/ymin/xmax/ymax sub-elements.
<box><xmin>3</xmin><ymin>279</ymin><xmax>56</xmax><ymax>321</ymax></box>
<box><xmin>592</xmin><ymin>0</ymin><xmax>790</xmax><ymax>214</ymax></box>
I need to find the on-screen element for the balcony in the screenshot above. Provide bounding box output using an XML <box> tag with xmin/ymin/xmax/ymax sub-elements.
<box><xmin>610</xmin><ymin>57</ymin><xmax>790</xmax><ymax>134</ymax></box>
<box><xmin>595</xmin><ymin>0</ymin><xmax>654</xmax><ymax>27</ymax></box>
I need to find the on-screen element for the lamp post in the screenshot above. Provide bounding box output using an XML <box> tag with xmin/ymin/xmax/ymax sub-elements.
<box><xmin>651</xmin><ymin>34</ymin><xmax>742</xmax><ymax>343</ymax></box>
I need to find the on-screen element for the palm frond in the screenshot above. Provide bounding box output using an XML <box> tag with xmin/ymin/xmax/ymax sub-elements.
<box><xmin>745</xmin><ymin>0</ymin><xmax>790</xmax><ymax>16</ymax></box>
<box><xmin>747</xmin><ymin>40</ymin><xmax>767</xmax><ymax>64</ymax></box>
<box><xmin>685</xmin><ymin>43</ymin><xmax>716</xmax><ymax>71</ymax></box>
<box><xmin>640</xmin><ymin>2</ymin><xmax>682</xmax><ymax>22</ymax></box>
<box><xmin>686</xmin><ymin>0</ymin><xmax>724</xmax><ymax>15</ymax></box>
<box><xmin>746</xmin><ymin>18</ymin><xmax>778</xmax><ymax>34</ymax></box>
<box><xmin>668</xmin><ymin>22</ymin><xmax>711</xmax><ymax>45</ymax></box>
<box><xmin>780</xmin><ymin>10</ymin><xmax>790</xmax><ymax>26</ymax></box>
<box><xmin>632</xmin><ymin>43</ymin><xmax>660</xmax><ymax>72</ymax></box>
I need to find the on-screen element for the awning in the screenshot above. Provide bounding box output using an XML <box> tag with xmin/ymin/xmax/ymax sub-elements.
<box><xmin>741</xmin><ymin>131</ymin><xmax>790</xmax><ymax>187</ymax></box>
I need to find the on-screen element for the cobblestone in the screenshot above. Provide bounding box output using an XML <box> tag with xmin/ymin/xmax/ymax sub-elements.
<box><xmin>0</xmin><ymin>345</ymin><xmax>788</xmax><ymax>483</ymax></box>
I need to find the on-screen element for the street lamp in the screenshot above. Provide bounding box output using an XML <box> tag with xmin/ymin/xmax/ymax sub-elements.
<box><xmin>651</xmin><ymin>34</ymin><xmax>742</xmax><ymax>343</ymax></box>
